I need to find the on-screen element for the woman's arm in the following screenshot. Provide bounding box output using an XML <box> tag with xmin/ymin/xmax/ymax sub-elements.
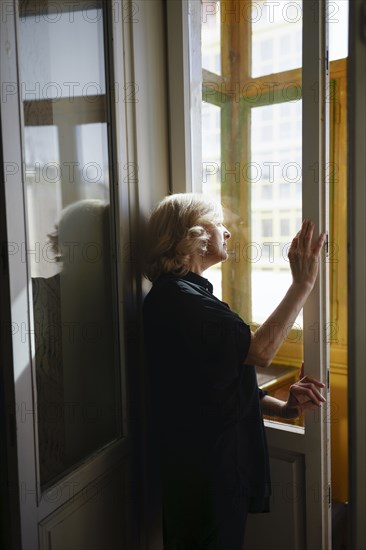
<box><xmin>260</xmin><ymin>364</ymin><xmax>326</xmax><ymax>419</ymax></box>
<box><xmin>245</xmin><ymin>220</ymin><xmax>325</xmax><ymax>368</ymax></box>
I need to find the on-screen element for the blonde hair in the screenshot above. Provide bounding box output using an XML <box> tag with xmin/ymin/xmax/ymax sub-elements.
<box><xmin>144</xmin><ymin>193</ymin><xmax>224</xmax><ymax>282</ymax></box>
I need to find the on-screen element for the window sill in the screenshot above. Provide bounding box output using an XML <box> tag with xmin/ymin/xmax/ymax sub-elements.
<box><xmin>256</xmin><ymin>364</ymin><xmax>298</xmax><ymax>391</ymax></box>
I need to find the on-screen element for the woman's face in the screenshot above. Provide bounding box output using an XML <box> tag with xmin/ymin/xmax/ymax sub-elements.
<box><xmin>205</xmin><ymin>223</ymin><xmax>231</xmax><ymax>267</ymax></box>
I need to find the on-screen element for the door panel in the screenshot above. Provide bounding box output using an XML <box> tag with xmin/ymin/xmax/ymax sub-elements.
<box><xmin>38</xmin><ymin>463</ymin><xmax>129</xmax><ymax>550</ymax></box>
<box><xmin>245</xmin><ymin>448</ymin><xmax>306</xmax><ymax>550</ymax></box>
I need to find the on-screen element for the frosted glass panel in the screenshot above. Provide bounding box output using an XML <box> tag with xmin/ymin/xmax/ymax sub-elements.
<box><xmin>19</xmin><ymin>5</ymin><xmax>105</xmax><ymax>99</ymax></box>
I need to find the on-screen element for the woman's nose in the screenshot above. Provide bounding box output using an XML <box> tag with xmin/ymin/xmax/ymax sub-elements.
<box><xmin>223</xmin><ymin>226</ymin><xmax>231</xmax><ymax>239</ymax></box>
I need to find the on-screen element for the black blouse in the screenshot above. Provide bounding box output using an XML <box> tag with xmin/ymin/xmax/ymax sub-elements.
<box><xmin>143</xmin><ymin>271</ymin><xmax>271</xmax><ymax>513</ymax></box>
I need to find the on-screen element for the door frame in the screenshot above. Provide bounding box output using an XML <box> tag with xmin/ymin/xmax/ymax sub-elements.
<box><xmin>0</xmin><ymin>39</ymin><xmax>22</xmax><ymax>547</ymax></box>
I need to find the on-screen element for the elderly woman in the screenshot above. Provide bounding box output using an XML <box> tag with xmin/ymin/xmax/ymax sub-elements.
<box><xmin>143</xmin><ymin>193</ymin><xmax>326</xmax><ymax>550</ymax></box>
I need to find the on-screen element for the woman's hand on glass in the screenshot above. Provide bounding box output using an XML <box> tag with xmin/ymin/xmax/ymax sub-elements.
<box><xmin>288</xmin><ymin>220</ymin><xmax>326</xmax><ymax>290</ymax></box>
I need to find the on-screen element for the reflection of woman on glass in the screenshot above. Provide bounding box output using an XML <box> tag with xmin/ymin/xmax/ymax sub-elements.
<box><xmin>143</xmin><ymin>193</ymin><xmax>326</xmax><ymax>549</ymax></box>
<box><xmin>33</xmin><ymin>199</ymin><xmax>115</xmax><ymax>485</ymax></box>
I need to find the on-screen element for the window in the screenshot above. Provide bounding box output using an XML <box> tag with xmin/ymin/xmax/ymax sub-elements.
<box><xmin>198</xmin><ymin>0</ymin><xmax>349</xmax><ymax>499</ymax></box>
<box><xmin>261</xmin><ymin>219</ymin><xmax>273</xmax><ymax>238</ymax></box>
<box><xmin>280</xmin><ymin>218</ymin><xmax>290</xmax><ymax>237</ymax></box>
<box><xmin>200</xmin><ymin>0</ymin><xmax>347</xmax><ymax>349</ymax></box>
<box><xmin>261</xmin><ymin>184</ymin><xmax>273</xmax><ymax>200</ymax></box>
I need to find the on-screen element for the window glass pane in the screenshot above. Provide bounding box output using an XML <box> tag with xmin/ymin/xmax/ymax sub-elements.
<box><xmin>329</xmin><ymin>0</ymin><xmax>349</xmax><ymax>61</ymax></box>
<box><xmin>201</xmin><ymin>100</ymin><xmax>222</xmax><ymax>298</ymax></box>
<box><xmin>201</xmin><ymin>0</ymin><xmax>221</xmax><ymax>74</ymax></box>
<box><xmin>251</xmin><ymin>101</ymin><xmax>302</xmax><ymax>326</ymax></box>
<box><xmin>197</xmin><ymin>0</ymin><xmax>313</xmax><ymax>430</ymax></box>
<box><xmin>18</xmin><ymin>1</ymin><xmax>122</xmax><ymax>488</ymax></box>
<box><xmin>202</xmin><ymin>102</ymin><xmax>221</xmax><ymax>201</ymax></box>
<box><xmin>251</xmin><ymin>0</ymin><xmax>302</xmax><ymax>77</ymax></box>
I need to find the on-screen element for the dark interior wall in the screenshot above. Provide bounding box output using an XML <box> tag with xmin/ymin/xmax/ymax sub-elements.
<box><xmin>122</xmin><ymin>1</ymin><xmax>170</xmax><ymax>548</ymax></box>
